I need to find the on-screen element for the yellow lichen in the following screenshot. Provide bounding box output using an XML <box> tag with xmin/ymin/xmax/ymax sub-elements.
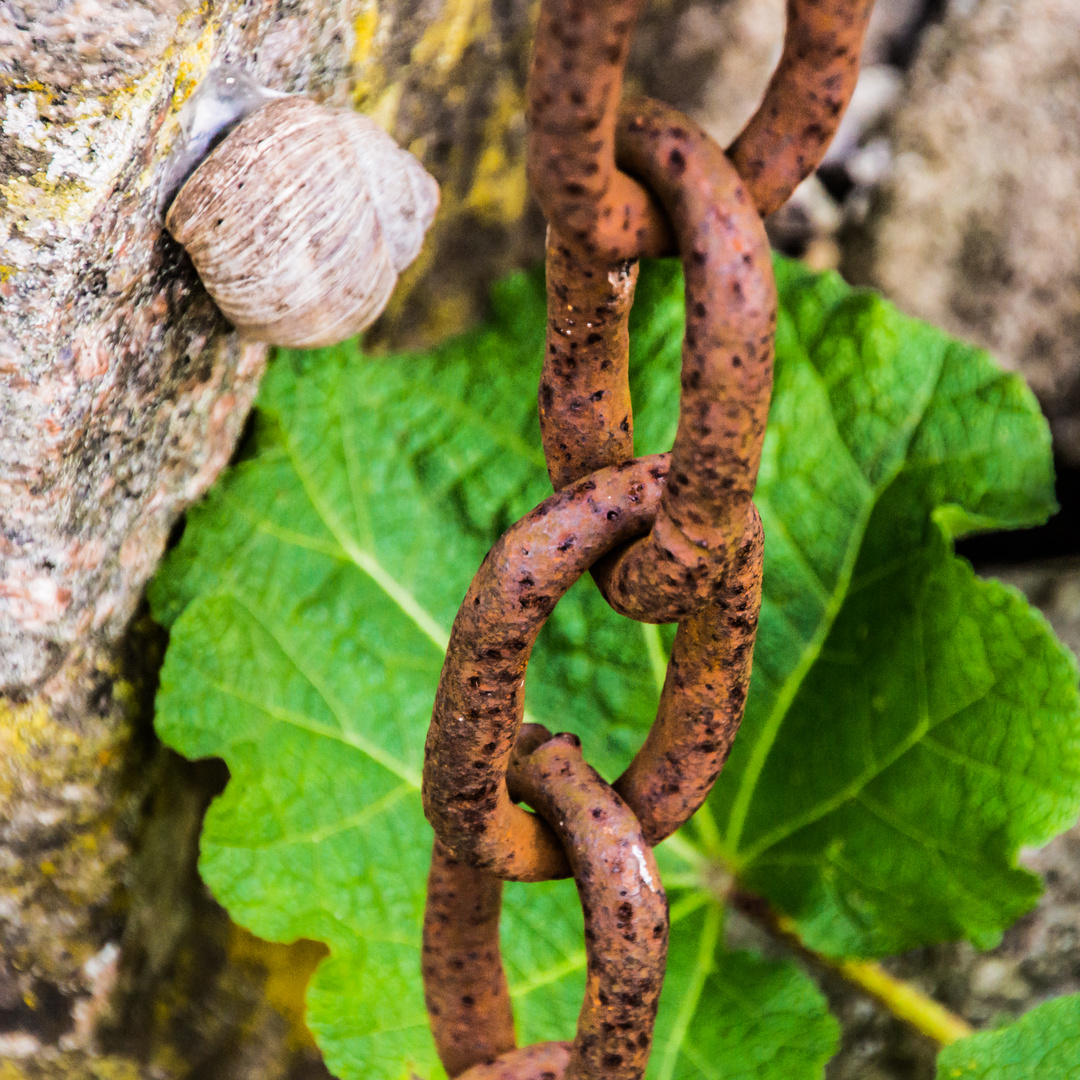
<box><xmin>226</xmin><ymin>925</ymin><xmax>329</xmax><ymax>1050</ymax></box>
<box><xmin>366</xmin><ymin>80</ymin><xmax>404</xmax><ymax>134</ymax></box>
<box><xmin>139</xmin><ymin>14</ymin><xmax>219</xmax><ymax>196</ymax></box>
<box><xmin>352</xmin><ymin>0</ymin><xmax>380</xmax><ymax>60</ymax></box>
<box><xmin>170</xmin><ymin>20</ymin><xmax>217</xmax><ymax>113</ymax></box>
<box><xmin>350</xmin><ymin>0</ymin><xmax>386</xmax><ymax>107</ymax></box>
<box><xmin>0</xmin><ymin>1053</ymin><xmax>144</xmax><ymax>1080</ymax></box>
<box><xmin>411</xmin><ymin>0</ymin><xmax>491</xmax><ymax>77</ymax></box>
<box><xmin>465</xmin><ymin>74</ymin><xmax>528</xmax><ymax>224</ymax></box>
<box><xmin>1</xmin><ymin>57</ymin><xmax>167</xmax><ymax>227</ymax></box>
<box><xmin>0</xmin><ymin>697</ymin><xmax>76</xmax><ymax>799</ymax></box>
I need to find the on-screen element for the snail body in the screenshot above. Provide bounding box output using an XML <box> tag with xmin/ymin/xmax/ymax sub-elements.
<box><xmin>165</xmin><ymin>94</ymin><xmax>439</xmax><ymax>348</ymax></box>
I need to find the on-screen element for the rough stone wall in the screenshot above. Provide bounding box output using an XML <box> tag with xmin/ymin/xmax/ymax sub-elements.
<box><xmin>0</xmin><ymin>0</ymin><xmax>516</xmax><ymax>694</ymax></box>
<box><xmin>847</xmin><ymin>0</ymin><xmax>1080</xmax><ymax>462</ymax></box>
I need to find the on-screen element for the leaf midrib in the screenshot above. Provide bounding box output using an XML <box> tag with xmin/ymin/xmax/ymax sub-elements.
<box><xmin>735</xmin><ymin>579</ymin><xmax>1049</xmax><ymax>864</ymax></box>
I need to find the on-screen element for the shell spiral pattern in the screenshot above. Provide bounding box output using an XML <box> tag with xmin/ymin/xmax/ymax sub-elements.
<box><xmin>165</xmin><ymin>96</ymin><xmax>440</xmax><ymax>348</ymax></box>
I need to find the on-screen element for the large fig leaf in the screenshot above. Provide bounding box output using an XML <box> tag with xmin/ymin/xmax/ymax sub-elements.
<box><xmin>151</xmin><ymin>258</ymin><xmax>1078</xmax><ymax>1080</ymax></box>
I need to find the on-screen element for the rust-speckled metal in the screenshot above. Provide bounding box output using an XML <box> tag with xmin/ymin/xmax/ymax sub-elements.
<box><xmin>456</xmin><ymin>1043</ymin><xmax>573</xmax><ymax>1080</ymax></box>
<box><xmin>507</xmin><ymin>729</ymin><xmax>668</xmax><ymax>1080</ymax></box>
<box><xmin>423</xmin><ymin>457</ymin><xmax>669</xmax><ymax>882</ymax></box>
<box><xmin>728</xmin><ymin>0</ymin><xmax>877</xmax><ymax>217</ymax></box>
<box><xmin>580</xmin><ymin>100</ymin><xmax>776</xmax><ymax>624</ymax></box>
<box><xmin>423</xmin><ymin>447</ymin><xmax>763</xmax><ymax>863</ymax></box>
<box><xmin>526</xmin><ymin>0</ymin><xmax>671</xmax><ymax>263</ymax></box>
<box><xmin>539</xmin><ymin>234</ymin><xmax>638</xmax><ymax>493</ymax></box>
<box><xmin>422</xmin><ymin>841</ymin><xmax>515</xmax><ymax>1076</ymax></box>
<box><xmin>423</xmin><ymin>0</ymin><xmax>874</xmax><ymax>1070</ymax></box>
<box><xmin>614</xmin><ymin>505</ymin><xmax>763</xmax><ymax>844</ymax></box>
<box><xmin>435</xmin><ymin>728</ymin><xmax>668</xmax><ymax>1080</ymax></box>
<box><xmin>537</xmin><ymin>160</ymin><xmax>767</xmax><ymax>844</ymax></box>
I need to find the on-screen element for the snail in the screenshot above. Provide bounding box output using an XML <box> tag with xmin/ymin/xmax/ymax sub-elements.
<box><xmin>162</xmin><ymin>70</ymin><xmax>440</xmax><ymax>348</ymax></box>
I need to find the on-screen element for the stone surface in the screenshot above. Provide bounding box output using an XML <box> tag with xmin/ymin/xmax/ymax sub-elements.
<box><xmin>636</xmin><ymin>0</ymin><xmax>785</xmax><ymax>147</ymax></box>
<box><xmin>0</xmin><ymin>0</ymin><xmax>787</xmax><ymax>694</ymax></box>
<box><xmin>847</xmin><ymin>0</ymin><xmax>1080</xmax><ymax>463</ymax></box>
<box><xmin>0</xmin><ymin>620</ymin><xmax>158</xmax><ymax>1061</ymax></box>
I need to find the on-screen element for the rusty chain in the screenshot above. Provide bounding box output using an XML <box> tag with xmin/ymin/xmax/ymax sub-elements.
<box><xmin>421</xmin><ymin>1</ymin><xmax>875</xmax><ymax>1076</ymax></box>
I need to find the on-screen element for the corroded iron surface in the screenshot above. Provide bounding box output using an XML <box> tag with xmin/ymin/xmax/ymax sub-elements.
<box><xmin>507</xmin><ymin>730</ymin><xmax>668</xmax><ymax>1080</ymax></box>
<box><xmin>728</xmin><ymin>0</ymin><xmax>876</xmax><ymax>217</ymax></box>
<box><xmin>595</xmin><ymin>100</ymin><xmax>775</xmax><ymax>624</ymax></box>
<box><xmin>526</xmin><ymin>0</ymin><xmax>670</xmax><ymax>263</ymax></box>
<box><xmin>423</xmin><ymin>456</ymin><xmax>669</xmax><ymax>882</ymax></box>
<box><xmin>457</xmin><ymin>1043</ymin><xmax>573</xmax><ymax>1080</ymax></box>
<box><xmin>423</xmin><ymin>841</ymin><xmax>515</xmax><ymax>1075</ymax></box>
<box><xmin>429</xmin><ymin>727</ymin><xmax>668</xmax><ymax>1080</ymax></box>
<box><xmin>422</xmin><ymin>0</ymin><xmax>874</xmax><ymax>1072</ymax></box>
<box><xmin>613</xmin><ymin>506</ymin><xmax>764</xmax><ymax>845</ymax></box>
<box><xmin>539</xmin><ymin>235</ymin><xmax>639</xmax><ymax>493</ymax></box>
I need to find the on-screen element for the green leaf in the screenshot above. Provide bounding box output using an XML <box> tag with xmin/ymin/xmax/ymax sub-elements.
<box><xmin>935</xmin><ymin>995</ymin><xmax>1080</xmax><ymax>1079</ymax></box>
<box><xmin>649</xmin><ymin>902</ymin><xmax>839</xmax><ymax>1080</ymax></box>
<box><xmin>151</xmin><ymin>255</ymin><xmax>1078</xmax><ymax>1078</ymax></box>
<box><xmin>701</xmin><ymin>261</ymin><xmax>1080</xmax><ymax>957</ymax></box>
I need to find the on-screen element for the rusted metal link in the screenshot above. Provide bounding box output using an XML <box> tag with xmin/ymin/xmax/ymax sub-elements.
<box><xmin>423</xmin><ymin>456</ymin><xmax>669</xmax><ymax>882</ymax></box>
<box><xmin>581</xmin><ymin>101</ymin><xmax>775</xmax><ymax>624</ymax></box>
<box><xmin>728</xmin><ymin>0</ymin><xmax>877</xmax><ymax>217</ymax></box>
<box><xmin>533</xmin><ymin>104</ymin><xmax>771</xmax><ymax>844</ymax></box>
<box><xmin>456</xmin><ymin>1043</ymin><xmax>572</xmax><ymax>1080</ymax></box>
<box><xmin>528</xmin><ymin>0</ymin><xmax>875</xmax><ymax>270</ymax></box>
<box><xmin>539</xmin><ymin>234</ymin><xmax>639</xmax><ymax>493</ymax></box>
<box><xmin>422</xmin><ymin>0</ymin><xmax>875</xmax><ymax>1073</ymax></box>
<box><xmin>538</xmin><ymin>103</ymin><xmax>775</xmax><ymax>626</ymax></box>
<box><xmin>423</xmin><ymin>453</ymin><xmax>764</xmax><ymax>871</ymax></box>
<box><xmin>613</xmin><ymin>504</ymin><xmax>763</xmax><ymax>845</ymax></box>
<box><xmin>423</xmin><ymin>841</ymin><xmax>515</xmax><ymax>1076</ymax></box>
<box><xmin>507</xmin><ymin>729</ymin><xmax>668</xmax><ymax>1080</ymax></box>
<box><xmin>527</xmin><ymin>0</ymin><xmax>671</xmax><ymax>263</ymax></box>
<box><xmin>431</xmin><ymin>726</ymin><xmax>669</xmax><ymax>1080</ymax></box>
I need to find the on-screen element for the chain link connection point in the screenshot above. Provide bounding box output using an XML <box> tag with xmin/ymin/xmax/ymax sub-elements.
<box><xmin>422</xmin><ymin>0</ymin><xmax>876</xmax><ymax>1075</ymax></box>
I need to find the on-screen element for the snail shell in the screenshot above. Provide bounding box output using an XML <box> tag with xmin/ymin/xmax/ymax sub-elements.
<box><xmin>165</xmin><ymin>95</ymin><xmax>439</xmax><ymax>348</ymax></box>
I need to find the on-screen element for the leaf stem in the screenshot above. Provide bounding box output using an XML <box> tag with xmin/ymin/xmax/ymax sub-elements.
<box><xmin>832</xmin><ymin>957</ymin><xmax>974</xmax><ymax>1046</ymax></box>
<box><xmin>724</xmin><ymin>886</ymin><xmax>974</xmax><ymax>1047</ymax></box>
<box><xmin>654</xmin><ymin>901</ymin><xmax>721</xmax><ymax>1080</ymax></box>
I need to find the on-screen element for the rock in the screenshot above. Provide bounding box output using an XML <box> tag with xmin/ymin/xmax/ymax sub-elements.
<box><xmin>0</xmin><ymin>0</ymin><xmax>535</xmax><ymax>693</ymax></box>
<box><xmin>649</xmin><ymin>0</ymin><xmax>786</xmax><ymax>146</ymax></box>
<box><xmin>862</xmin><ymin>0</ymin><xmax>939</xmax><ymax>67</ymax></box>
<box><xmin>847</xmin><ymin>0</ymin><xmax>1080</xmax><ymax>463</ymax></box>
<box><xmin>0</xmin><ymin>625</ymin><xmax>161</xmax><ymax>1062</ymax></box>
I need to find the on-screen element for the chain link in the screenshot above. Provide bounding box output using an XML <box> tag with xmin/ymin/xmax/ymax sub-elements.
<box><xmin>421</xmin><ymin>0</ymin><xmax>876</xmax><ymax>1075</ymax></box>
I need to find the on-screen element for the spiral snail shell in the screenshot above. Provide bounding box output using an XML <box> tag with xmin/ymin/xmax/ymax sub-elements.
<box><xmin>165</xmin><ymin>92</ymin><xmax>440</xmax><ymax>348</ymax></box>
